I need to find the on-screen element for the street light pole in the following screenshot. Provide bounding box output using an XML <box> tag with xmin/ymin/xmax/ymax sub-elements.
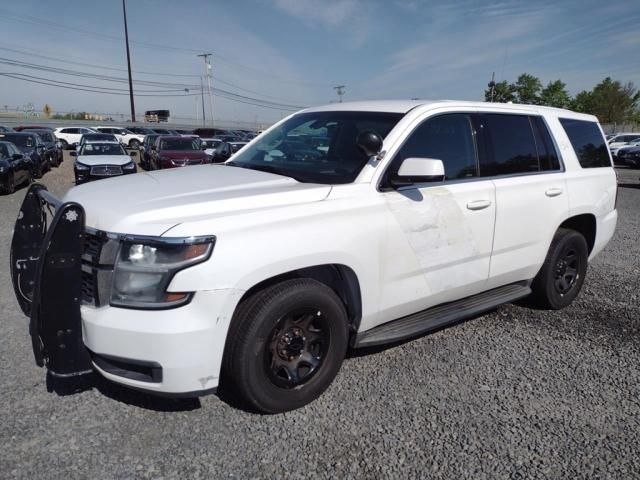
<box><xmin>122</xmin><ymin>0</ymin><xmax>136</xmax><ymax>122</ymax></box>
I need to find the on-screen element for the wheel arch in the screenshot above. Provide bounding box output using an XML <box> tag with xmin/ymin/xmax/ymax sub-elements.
<box><xmin>558</xmin><ymin>213</ymin><xmax>596</xmax><ymax>254</ymax></box>
<box><xmin>235</xmin><ymin>264</ymin><xmax>363</xmax><ymax>336</ymax></box>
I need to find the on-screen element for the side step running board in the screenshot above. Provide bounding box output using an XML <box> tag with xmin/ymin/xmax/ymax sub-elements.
<box><xmin>354</xmin><ymin>282</ymin><xmax>531</xmax><ymax>348</ymax></box>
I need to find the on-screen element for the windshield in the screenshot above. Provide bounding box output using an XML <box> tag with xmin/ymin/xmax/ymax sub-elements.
<box><xmin>159</xmin><ymin>138</ymin><xmax>199</xmax><ymax>151</ymax></box>
<box><xmin>82</xmin><ymin>134</ymin><xmax>117</xmax><ymax>142</ymax></box>
<box><xmin>0</xmin><ymin>134</ymin><xmax>34</xmax><ymax>149</ymax></box>
<box><xmin>227</xmin><ymin>111</ymin><xmax>403</xmax><ymax>184</ymax></box>
<box><xmin>80</xmin><ymin>143</ymin><xmax>127</xmax><ymax>156</ymax></box>
<box><xmin>202</xmin><ymin>139</ymin><xmax>221</xmax><ymax>148</ymax></box>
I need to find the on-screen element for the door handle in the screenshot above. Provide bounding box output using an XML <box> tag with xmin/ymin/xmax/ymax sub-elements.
<box><xmin>545</xmin><ymin>187</ymin><xmax>563</xmax><ymax>197</ymax></box>
<box><xmin>466</xmin><ymin>199</ymin><xmax>492</xmax><ymax>210</ymax></box>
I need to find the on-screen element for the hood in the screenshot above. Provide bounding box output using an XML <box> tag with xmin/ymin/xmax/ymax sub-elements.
<box><xmin>76</xmin><ymin>155</ymin><xmax>133</xmax><ymax>166</ymax></box>
<box><xmin>64</xmin><ymin>165</ymin><xmax>331</xmax><ymax>235</ymax></box>
<box><xmin>158</xmin><ymin>150</ymin><xmax>207</xmax><ymax>160</ymax></box>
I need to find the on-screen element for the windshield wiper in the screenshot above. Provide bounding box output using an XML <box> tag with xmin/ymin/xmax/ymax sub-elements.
<box><xmin>226</xmin><ymin>161</ymin><xmax>302</xmax><ymax>181</ymax></box>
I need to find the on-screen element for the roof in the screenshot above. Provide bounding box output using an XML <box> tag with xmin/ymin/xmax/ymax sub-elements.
<box><xmin>301</xmin><ymin>99</ymin><xmax>595</xmax><ymax>120</ymax></box>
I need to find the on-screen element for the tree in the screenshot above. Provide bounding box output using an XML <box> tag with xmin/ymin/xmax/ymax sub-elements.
<box><xmin>570</xmin><ymin>90</ymin><xmax>593</xmax><ymax>113</ymax></box>
<box><xmin>43</xmin><ymin>104</ymin><xmax>52</xmax><ymax>118</ymax></box>
<box><xmin>584</xmin><ymin>77</ymin><xmax>639</xmax><ymax>124</ymax></box>
<box><xmin>540</xmin><ymin>80</ymin><xmax>571</xmax><ymax>108</ymax></box>
<box><xmin>513</xmin><ymin>73</ymin><xmax>542</xmax><ymax>105</ymax></box>
<box><xmin>484</xmin><ymin>80</ymin><xmax>516</xmax><ymax>103</ymax></box>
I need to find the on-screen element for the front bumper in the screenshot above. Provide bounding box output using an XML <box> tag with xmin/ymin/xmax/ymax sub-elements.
<box><xmin>10</xmin><ymin>184</ymin><xmax>242</xmax><ymax>396</ymax></box>
<box><xmin>75</xmin><ymin>165</ymin><xmax>137</xmax><ymax>184</ymax></box>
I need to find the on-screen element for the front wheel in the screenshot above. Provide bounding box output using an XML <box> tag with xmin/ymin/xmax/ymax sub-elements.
<box><xmin>129</xmin><ymin>139</ymin><xmax>140</xmax><ymax>149</ymax></box>
<box><xmin>222</xmin><ymin>279</ymin><xmax>349</xmax><ymax>413</ymax></box>
<box><xmin>529</xmin><ymin>228</ymin><xmax>589</xmax><ymax>310</ymax></box>
<box><xmin>1</xmin><ymin>172</ymin><xmax>15</xmax><ymax>194</ymax></box>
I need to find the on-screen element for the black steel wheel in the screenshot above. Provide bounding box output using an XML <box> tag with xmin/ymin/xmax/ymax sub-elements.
<box><xmin>530</xmin><ymin>228</ymin><xmax>588</xmax><ymax>309</ymax></box>
<box><xmin>223</xmin><ymin>278</ymin><xmax>349</xmax><ymax>413</ymax></box>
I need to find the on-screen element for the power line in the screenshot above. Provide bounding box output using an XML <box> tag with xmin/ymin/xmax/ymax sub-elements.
<box><xmin>0</xmin><ymin>57</ymin><xmax>307</xmax><ymax>110</ymax></box>
<box><xmin>0</xmin><ymin>7</ymin><xmax>332</xmax><ymax>88</ymax></box>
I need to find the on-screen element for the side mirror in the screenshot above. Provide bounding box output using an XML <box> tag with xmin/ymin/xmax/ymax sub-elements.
<box><xmin>129</xmin><ymin>151</ymin><xmax>137</xmax><ymax>157</ymax></box>
<box><xmin>70</xmin><ymin>151</ymin><xmax>77</xmax><ymax>157</ymax></box>
<box><xmin>356</xmin><ymin>130</ymin><xmax>383</xmax><ymax>157</ymax></box>
<box><xmin>390</xmin><ymin>158</ymin><xmax>445</xmax><ymax>187</ymax></box>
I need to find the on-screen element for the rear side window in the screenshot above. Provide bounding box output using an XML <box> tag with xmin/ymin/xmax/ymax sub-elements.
<box><xmin>531</xmin><ymin>117</ymin><xmax>561</xmax><ymax>171</ymax></box>
<box><xmin>390</xmin><ymin>114</ymin><xmax>478</xmax><ymax>180</ymax></box>
<box><xmin>479</xmin><ymin>114</ymin><xmax>539</xmax><ymax>176</ymax></box>
<box><xmin>559</xmin><ymin>118</ymin><xmax>610</xmax><ymax>168</ymax></box>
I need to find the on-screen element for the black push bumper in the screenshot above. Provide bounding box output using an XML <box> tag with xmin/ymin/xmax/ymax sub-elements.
<box><xmin>10</xmin><ymin>183</ymin><xmax>92</xmax><ymax>377</ymax></box>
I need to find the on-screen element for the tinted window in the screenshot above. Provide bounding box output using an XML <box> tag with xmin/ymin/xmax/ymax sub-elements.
<box><xmin>390</xmin><ymin>114</ymin><xmax>477</xmax><ymax>180</ymax></box>
<box><xmin>559</xmin><ymin>118</ymin><xmax>610</xmax><ymax>168</ymax></box>
<box><xmin>230</xmin><ymin>111</ymin><xmax>403</xmax><ymax>184</ymax></box>
<box><xmin>531</xmin><ymin>116</ymin><xmax>561</xmax><ymax>171</ymax></box>
<box><xmin>480</xmin><ymin>114</ymin><xmax>539</xmax><ymax>176</ymax></box>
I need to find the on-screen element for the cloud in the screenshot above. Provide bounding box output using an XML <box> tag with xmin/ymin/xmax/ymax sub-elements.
<box><xmin>272</xmin><ymin>0</ymin><xmax>361</xmax><ymax>28</ymax></box>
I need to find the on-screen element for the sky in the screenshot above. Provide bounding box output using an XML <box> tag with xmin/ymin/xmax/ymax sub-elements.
<box><xmin>0</xmin><ymin>0</ymin><xmax>638</xmax><ymax>127</ymax></box>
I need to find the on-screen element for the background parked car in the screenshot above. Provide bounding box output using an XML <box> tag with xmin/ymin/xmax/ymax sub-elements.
<box><xmin>0</xmin><ymin>125</ymin><xmax>11</xmax><ymax>132</ymax></box>
<box><xmin>22</xmin><ymin>129</ymin><xmax>63</xmax><ymax>167</ymax></box>
<box><xmin>0</xmin><ymin>132</ymin><xmax>48</xmax><ymax>178</ymax></box>
<box><xmin>617</xmin><ymin>145</ymin><xmax>640</xmax><ymax>167</ymax></box>
<box><xmin>77</xmin><ymin>133</ymin><xmax>119</xmax><ymax>150</ymax></box>
<box><xmin>608</xmin><ymin>133</ymin><xmax>640</xmax><ymax>150</ymax></box>
<box><xmin>138</xmin><ymin>134</ymin><xmax>162</xmax><ymax>170</ymax></box>
<box><xmin>93</xmin><ymin>126</ymin><xmax>144</xmax><ymax>149</ymax></box>
<box><xmin>54</xmin><ymin>127</ymin><xmax>97</xmax><ymax>149</ymax></box>
<box><xmin>72</xmin><ymin>141</ymin><xmax>138</xmax><ymax>184</ymax></box>
<box><xmin>0</xmin><ymin>141</ymin><xmax>32</xmax><ymax>194</ymax></box>
<box><xmin>127</xmin><ymin>126</ymin><xmax>156</xmax><ymax>136</ymax></box>
<box><xmin>149</xmin><ymin>135</ymin><xmax>209</xmax><ymax>169</ymax></box>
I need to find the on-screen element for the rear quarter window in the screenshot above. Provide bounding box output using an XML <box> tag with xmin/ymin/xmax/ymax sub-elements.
<box><xmin>559</xmin><ymin>118</ymin><xmax>611</xmax><ymax>168</ymax></box>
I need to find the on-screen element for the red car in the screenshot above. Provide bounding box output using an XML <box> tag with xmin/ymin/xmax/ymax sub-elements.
<box><xmin>149</xmin><ymin>135</ymin><xmax>209</xmax><ymax>170</ymax></box>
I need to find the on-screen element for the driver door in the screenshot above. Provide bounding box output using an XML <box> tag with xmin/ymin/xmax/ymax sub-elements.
<box><xmin>378</xmin><ymin>113</ymin><xmax>496</xmax><ymax>320</ymax></box>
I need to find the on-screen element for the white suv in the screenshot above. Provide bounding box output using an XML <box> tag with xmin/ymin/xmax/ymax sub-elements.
<box><xmin>11</xmin><ymin>100</ymin><xmax>617</xmax><ymax>413</ymax></box>
<box><xmin>93</xmin><ymin>127</ymin><xmax>145</xmax><ymax>149</ymax></box>
<box><xmin>53</xmin><ymin>127</ymin><xmax>97</xmax><ymax>149</ymax></box>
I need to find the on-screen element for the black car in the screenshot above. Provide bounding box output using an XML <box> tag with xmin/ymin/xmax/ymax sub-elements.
<box><xmin>23</xmin><ymin>129</ymin><xmax>63</xmax><ymax>167</ymax></box>
<box><xmin>127</xmin><ymin>126</ymin><xmax>156</xmax><ymax>136</ymax></box>
<box><xmin>0</xmin><ymin>141</ymin><xmax>32</xmax><ymax>194</ymax></box>
<box><xmin>0</xmin><ymin>132</ymin><xmax>48</xmax><ymax>179</ymax></box>
<box><xmin>617</xmin><ymin>145</ymin><xmax>640</xmax><ymax>168</ymax></box>
<box><xmin>139</xmin><ymin>134</ymin><xmax>162</xmax><ymax>170</ymax></box>
<box><xmin>0</xmin><ymin>125</ymin><xmax>12</xmax><ymax>132</ymax></box>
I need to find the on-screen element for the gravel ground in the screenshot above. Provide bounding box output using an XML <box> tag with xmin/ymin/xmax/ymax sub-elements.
<box><xmin>1</xmin><ymin>154</ymin><xmax>639</xmax><ymax>479</ymax></box>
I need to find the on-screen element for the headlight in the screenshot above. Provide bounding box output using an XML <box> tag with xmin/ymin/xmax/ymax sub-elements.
<box><xmin>0</xmin><ymin>166</ymin><xmax>5</xmax><ymax>173</ymax></box>
<box><xmin>74</xmin><ymin>161</ymin><xmax>89</xmax><ymax>171</ymax></box>
<box><xmin>122</xmin><ymin>161</ymin><xmax>136</xmax><ymax>170</ymax></box>
<box><xmin>111</xmin><ymin>236</ymin><xmax>215</xmax><ymax>309</ymax></box>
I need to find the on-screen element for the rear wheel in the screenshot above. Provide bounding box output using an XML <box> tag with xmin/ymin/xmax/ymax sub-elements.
<box><xmin>529</xmin><ymin>228</ymin><xmax>588</xmax><ymax>309</ymax></box>
<box><xmin>1</xmin><ymin>172</ymin><xmax>15</xmax><ymax>194</ymax></box>
<box><xmin>223</xmin><ymin>279</ymin><xmax>349</xmax><ymax>413</ymax></box>
<box><xmin>129</xmin><ymin>139</ymin><xmax>140</xmax><ymax>149</ymax></box>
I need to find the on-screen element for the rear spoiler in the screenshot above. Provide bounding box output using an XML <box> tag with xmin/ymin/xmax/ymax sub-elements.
<box><xmin>10</xmin><ymin>183</ymin><xmax>92</xmax><ymax>377</ymax></box>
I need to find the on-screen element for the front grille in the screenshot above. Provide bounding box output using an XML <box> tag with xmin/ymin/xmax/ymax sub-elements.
<box><xmin>81</xmin><ymin>230</ymin><xmax>112</xmax><ymax>307</ymax></box>
<box><xmin>90</xmin><ymin>165</ymin><xmax>122</xmax><ymax>176</ymax></box>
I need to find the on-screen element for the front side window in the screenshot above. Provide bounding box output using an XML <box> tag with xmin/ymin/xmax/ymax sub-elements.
<box><xmin>387</xmin><ymin>113</ymin><xmax>477</xmax><ymax>181</ymax></box>
<box><xmin>0</xmin><ymin>135</ymin><xmax>33</xmax><ymax>149</ymax></box>
<box><xmin>559</xmin><ymin>118</ymin><xmax>610</xmax><ymax>168</ymax></box>
<box><xmin>228</xmin><ymin>111</ymin><xmax>403</xmax><ymax>184</ymax></box>
<box><xmin>479</xmin><ymin>114</ymin><xmax>539</xmax><ymax>176</ymax></box>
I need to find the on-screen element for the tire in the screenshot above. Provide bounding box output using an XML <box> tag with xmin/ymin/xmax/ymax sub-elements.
<box><xmin>1</xmin><ymin>172</ymin><xmax>15</xmax><ymax>195</ymax></box>
<box><xmin>529</xmin><ymin>228</ymin><xmax>589</xmax><ymax>310</ymax></box>
<box><xmin>59</xmin><ymin>139</ymin><xmax>68</xmax><ymax>150</ymax></box>
<box><xmin>222</xmin><ymin>278</ymin><xmax>349</xmax><ymax>413</ymax></box>
<box><xmin>33</xmin><ymin>162</ymin><xmax>44</xmax><ymax>180</ymax></box>
<box><xmin>129</xmin><ymin>139</ymin><xmax>140</xmax><ymax>149</ymax></box>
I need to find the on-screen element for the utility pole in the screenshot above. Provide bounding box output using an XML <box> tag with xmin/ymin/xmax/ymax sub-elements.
<box><xmin>200</xmin><ymin>77</ymin><xmax>206</xmax><ymax>126</ymax></box>
<box><xmin>488</xmin><ymin>72</ymin><xmax>496</xmax><ymax>103</ymax></box>
<box><xmin>334</xmin><ymin>85</ymin><xmax>345</xmax><ymax>103</ymax></box>
<box><xmin>122</xmin><ymin>0</ymin><xmax>136</xmax><ymax>122</ymax></box>
<box><xmin>197</xmin><ymin>53</ymin><xmax>214</xmax><ymax>125</ymax></box>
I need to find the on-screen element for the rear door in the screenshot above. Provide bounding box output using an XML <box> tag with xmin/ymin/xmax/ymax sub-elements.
<box><xmin>476</xmin><ymin>112</ymin><xmax>569</xmax><ymax>287</ymax></box>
